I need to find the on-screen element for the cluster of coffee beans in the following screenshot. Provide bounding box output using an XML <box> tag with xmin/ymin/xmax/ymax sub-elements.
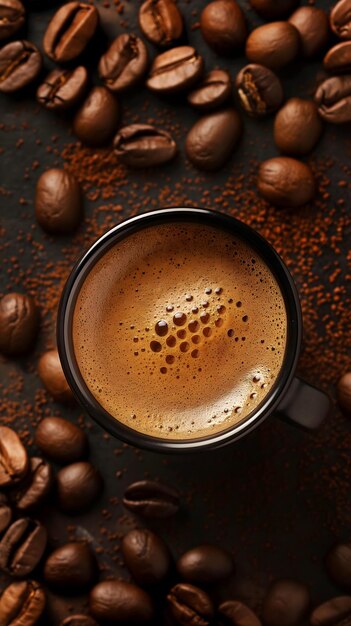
<box><xmin>1</xmin><ymin>0</ymin><xmax>351</xmax><ymax>207</ymax></box>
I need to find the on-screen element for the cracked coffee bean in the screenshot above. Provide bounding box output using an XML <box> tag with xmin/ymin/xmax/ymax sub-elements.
<box><xmin>185</xmin><ymin>108</ymin><xmax>242</xmax><ymax>171</ymax></box>
<box><xmin>123</xmin><ymin>479</ymin><xmax>180</xmax><ymax>518</ymax></box>
<box><xmin>326</xmin><ymin>543</ymin><xmax>351</xmax><ymax>590</ymax></box>
<box><xmin>0</xmin><ymin>494</ymin><xmax>12</xmax><ymax>534</ymax></box>
<box><xmin>262</xmin><ymin>579</ymin><xmax>310</xmax><ymax>626</ymax></box>
<box><xmin>337</xmin><ymin>372</ymin><xmax>351</xmax><ymax>413</ymax></box>
<box><xmin>315</xmin><ymin>75</ymin><xmax>351</xmax><ymax>124</ymax></box>
<box><xmin>57</xmin><ymin>461</ymin><xmax>102</xmax><ymax>513</ymax></box>
<box><xmin>90</xmin><ymin>580</ymin><xmax>154</xmax><ymax>624</ymax></box>
<box><xmin>177</xmin><ymin>544</ymin><xmax>234</xmax><ymax>584</ymax></box>
<box><xmin>324</xmin><ymin>42</ymin><xmax>351</xmax><ymax>74</ymax></box>
<box><xmin>44</xmin><ymin>542</ymin><xmax>96</xmax><ymax>591</ymax></box>
<box><xmin>0</xmin><ymin>518</ymin><xmax>47</xmax><ymax>577</ymax></box>
<box><xmin>310</xmin><ymin>596</ymin><xmax>351</xmax><ymax>626</ymax></box>
<box><xmin>289</xmin><ymin>7</ymin><xmax>330</xmax><ymax>58</ymax></box>
<box><xmin>330</xmin><ymin>0</ymin><xmax>351</xmax><ymax>41</ymax></box>
<box><xmin>147</xmin><ymin>45</ymin><xmax>203</xmax><ymax>94</ymax></box>
<box><xmin>10</xmin><ymin>457</ymin><xmax>53</xmax><ymax>511</ymax></box>
<box><xmin>37</xmin><ymin>349</ymin><xmax>75</xmax><ymax>402</ymax></box>
<box><xmin>35</xmin><ymin>416</ymin><xmax>88</xmax><ymax>464</ymax></box>
<box><xmin>249</xmin><ymin>0</ymin><xmax>298</xmax><ymax>19</ymax></box>
<box><xmin>61</xmin><ymin>617</ymin><xmax>99</xmax><ymax>626</ymax></box>
<box><xmin>274</xmin><ymin>98</ymin><xmax>323</xmax><ymax>156</ymax></box>
<box><xmin>0</xmin><ymin>292</ymin><xmax>39</xmax><ymax>356</ymax></box>
<box><xmin>0</xmin><ymin>580</ymin><xmax>45</xmax><ymax>626</ymax></box>
<box><xmin>246</xmin><ymin>22</ymin><xmax>300</xmax><ymax>71</ymax></box>
<box><xmin>218</xmin><ymin>600</ymin><xmax>262</xmax><ymax>626</ymax></box>
<box><xmin>114</xmin><ymin>124</ymin><xmax>177</xmax><ymax>167</ymax></box>
<box><xmin>99</xmin><ymin>34</ymin><xmax>148</xmax><ymax>92</ymax></box>
<box><xmin>187</xmin><ymin>69</ymin><xmax>231</xmax><ymax>111</ymax></box>
<box><xmin>167</xmin><ymin>583</ymin><xmax>214</xmax><ymax>626</ymax></box>
<box><xmin>0</xmin><ymin>39</ymin><xmax>42</xmax><ymax>93</ymax></box>
<box><xmin>200</xmin><ymin>0</ymin><xmax>247</xmax><ymax>55</ymax></box>
<box><xmin>73</xmin><ymin>86</ymin><xmax>120</xmax><ymax>146</ymax></box>
<box><xmin>0</xmin><ymin>426</ymin><xmax>29</xmax><ymax>487</ymax></box>
<box><xmin>258</xmin><ymin>157</ymin><xmax>315</xmax><ymax>208</ymax></box>
<box><xmin>43</xmin><ymin>1</ymin><xmax>98</xmax><ymax>63</ymax></box>
<box><xmin>139</xmin><ymin>0</ymin><xmax>183</xmax><ymax>47</ymax></box>
<box><xmin>37</xmin><ymin>67</ymin><xmax>88</xmax><ymax>111</ymax></box>
<box><xmin>122</xmin><ymin>528</ymin><xmax>172</xmax><ymax>586</ymax></box>
<box><xmin>236</xmin><ymin>64</ymin><xmax>283</xmax><ymax>117</ymax></box>
<box><xmin>35</xmin><ymin>169</ymin><xmax>83</xmax><ymax>235</ymax></box>
<box><xmin>0</xmin><ymin>0</ymin><xmax>25</xmax><ymax>40</ymax></box>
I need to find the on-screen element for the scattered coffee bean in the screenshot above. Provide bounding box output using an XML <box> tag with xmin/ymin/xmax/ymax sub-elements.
<box><xmin>37</xmin><ymin>67</ymin><xmax>88</xmax><ymax>111</ymax></box>
<box><xmin>274</xmin><ymin>98</ymin><xmax>323</xmax><ymax>155</ymax></box>
<box><xmin>0</xmin><ymin>426</ymin><xmax>29</xmax><ymax>487</ymax></box>
<box><xmin>337</xmin><ymin>372</ymin><xmax>351</xmax><ymax>413</ymax></box>
<box><xmin>326</xmin><ymin>543</ymin><xmax>351</xmax><ymax>590</ymax></box>
<box><xmin>37</xmin><ymin>349</ymin><xmax>75</xmax><ymax>402</ymax></box>
<box><xmin>315</xmin><ymin>75</ymin><xmax>351</xmax><ymax>124</ymax></box>
<box><xmin>262</xmin><ymin>579</ymin><xmax>310</xmax><ymax>626</ymax></box>
<box><xmin>177</xmin><ymin>544</ymin><xmax>233</xmax><ymax>584</ymax></box>
<box><xmin>0</xmin><ymin>292</ymin><xmax>39</xmax><ymax>356</ymax></box>
<box><xmin>35</xmin><ymin>169</ymin><xmax>82</xmax><ymax>235</ymax></box>
<box><xmin>43</xmin><ymin>1</ymin><xmax>98</xmax><ymax>63</ymax></box>
<box><xmin>35</xmin><ymin>416</ymin><xmax>88</xmax><ymax>464</ymax></box>
<box><xmin>324</xmin><ymin>42</ymin><xmax>351</xmax><ymax>74</ymax></box>
<box><xmin>330</xmin><ymin>0</ymin><xmax>351</xmax><ymax>41</ymax></box>
<box><xmin>90</xmin><ymin>580</ymin><xmax>154</xmax><ymax>624</ymax></box>
<box><xmin>99</xmin><ymin>34</ymin><xmax>148</xmax><ymax>92</ymax></box>
<box><xmin>245</xmin><ymin>22</ymin><xmax>300</xmax><ymax>71</ymax></box>
<box><xmin>218</xmin><ymin>600</ymin><xmax>262</xmax><ymax>626</ymax></box>
<box><xmin>289</xmin><ymin>7</ymin><xmax>330</xmax><ymax>59</ymax></box>
<box><xmin>167</xmin><ymin>583</ymin><xmax>214</xmax><ymax>626</ymax></box>
<box><xmin>0</xmin><ymin>580</ymin><xmax>45</xmax><ymax>626</ymax></box>
<box><xmin>73</xmin><ymin>86</ymin><xmax>120</xmax><ymax>146</ymax></box>
<box><xmin>147</xmin><ymin>45</ymin><xmax>203</xmax><ymax>94</ymax></box>
<box><xmin>248</xmin><ymin>0</ymin><xmax>298</xmax><ymax>20</ymax></box>
<box><xmin>258</xmin><ymin>157</ymin><xmax>315</xmax><ymax>208</ymax></box>
<box><xmin>200</xmin><ymin>0</ymin><xmax>247</xmax><ymax>55</ymax></box>
<box><xmin>185</xmin><ymin>108</ymin><xmax>242</xmax><ymax>171</ymax></box>
<box><xmin>0</xmin><ymin>494</ymin><xmax>12</xmax><ymax>534</ymax></box>
<box><xmin>122</xmin><ymin>528</ymin><xmax>172</xmax><ymax>586</ymax></box>
<box><xmin>187</xmin><ymin>69</ymin><xmax>231</xmax><ymax>111</ymax></box>
<box><xmin>0</xmin><ymin>518</ymin><xmax>47</xmax><ymax>577</ymax></box>
<box><xmin>44</xmin><ymin>542</ymin><xmax>96</xmax><ymax>591</ymax></box>
<box><xmin>114</xmin><ymin>124</ymin><xmax>177</xmax><ymax>167</ymax></box>
<box><xmin>61</xmin><ymin>616</ymin><xmax>99</xmax><ymax>626</ymax></box>
<box><xmin>123</xmin><ymin>480</ymin><xmax>180</xmax><ymax>517</ymax></box>
<box><xmin>310</xmin><ymin>596</ymin><xmax>351</xmax><ymax>626</ymax></box>
<box><xmin>139</xmin><ymin>0</ymin><xmax>183</xmax><ymax>47</ymax></box>
<box><xmin>10</xmin><ymin>457</ymin><xmax>53</xmax><ymax>511</ymax></box>
<box><xmin>57</xmin><ymin>461</ymin><xmax>102</xmax><ymax>513</ymax></box>
<box><xmin>0</xmin><ymin>40</ymin><xmax>41</xmax><ymax>93</ymax></box>
<box><xmin>0</xmin><ymin>0</ymin><xmax>25</xmax><ymax>40</ymax></box>
<box><xmin>236</xmin><ymin>64</ymin><xmax>283</xmax><ymax>117</ymax></box>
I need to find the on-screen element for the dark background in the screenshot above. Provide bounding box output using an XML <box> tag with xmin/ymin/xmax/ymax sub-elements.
<box><xmin>1</xmin><ymin>0</ymin><xmax>351</xmax><ymax>622</ymax></box>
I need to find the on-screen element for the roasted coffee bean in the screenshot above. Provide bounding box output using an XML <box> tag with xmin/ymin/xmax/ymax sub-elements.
<box><xmin>35</xmin><ymin>416</ymin><xmax>88</xmax><ymax>464</ymax></box>
<box><xmin>43</xmin><ymin>2</ymin><xmax>98</xmax><ymax>63</ymax></box>
<box><xmin>324</xmin><ymin>42</ymin><xmax>351</xmax><ymax>74</ymax></box>
<box><xmin>0</xmin><ymin>40</ymin><xmax>41</xmax><ymax>93</ymax></box>
<box><xmin>200</xmin><ymin>0</ymin><xmax>247</xmax><ymax>55</ymax></box>
<box><xmin>73</xmin><ymin>86</ymin><xmax>120</xmax><ymax>146</ymax></box>
<box><xmin>0</xmin><ymin>580</ymin><xmax>45</xmax><ymax>626</ymax></box>
<box><xmin>11</xmin><ymin>457</ymin><xmax>53</xmax><ymax>511</ymax></box>
<box><xmin>147</xmin><ymin>46</ymin><xmax>203</xmax><ymax>94</ymax></box>
<box><xmin>139</xmin><ymin>0</ymin><xmax>183</xmax><ymax>47</ymax></box>
<box><xmin>289</xmin><ymin>7</ymin><xmax>330</xmax><ymax>58</ymax></box>
<box><xmin>326</xmin><ymin>543</ymin><xmax>351</xmax><ymax>589</ymax></box>
<box><xmin>122</xmin><ymin>528</ymin><xmax>172</xmax><ymax>586</ymax></box>
<box><xmin>123</xmin><ymin>480</ymin><xmax>180</xmax><ymax>517</ymax></box>
<box><xmin>0</xmin><ymin>518</ymin><xmax>47</xmax><ymax>577</ymax></box>
<box><xmin>37</xmin><ymin>349</ymin><xmax>75</xmax><ymax>402</ymax></box>
<box><xmin>236</xmin><ymin>64</ymin><xmax>283</xmax><ymax>117</ymax></box>
<box><xmin>167</xmin><ymin>583</ymin><xmax>214</xmax><ymax>626</ymax></box>
<box><xmin>0</xmin><ymin>426</ymin><xmax>29</xmax><ymax>487</ymax></box>
<box><xmin>89</xmin><ymin>580</ymin><xmax>154</xmax><ymax>624</ymax></box>
<box><xmin>35</xmin><ymin>169</ymin><xmax>83</xmax><ymax>235</ymax></box>
<box><xmin>44</xmin><ymin>542</ymin><xmax>96</xmax><ymax>591</ymax></box>
<box><xmin>337</xmin><ymin>372</ymin><xmax>351</xmax><ymax>413</ymax></box>
<box><xmin>37</xmin><ymin>67</ymin><xmax>88</xmax><ymax>111</ymax></box>
<box><xmin>0</xmin><ymin>292</ymin><xmax>39</xmax><ymax>356</ymax></box>
<box><xmin>245</xmin><ymin>22</ymin><xmax>300</xmax><ymax>71</ymax></box>
<box><xmin>114</xmin><ymin>124</ymin><xmax>177</xmax><ymax>167</ymax></box>
<box><xmin>99</xmin><ymin>34</ymin><xmax>148</xmax><ymax>92</ymax></box>
<box><xmin>185</xmin><ymin>109</ymin><xmax>242</xmax><ymax>171</ymax></box>
<box><xmin>0</xmin><ymin>0</ymin><xmax>25</xmax><ymax>40</ymax></box>
<box><xmin>218</xmin><ymin>600</ymin><xmax>262</xmax><ymax>626</ymax></box>
<box><xmin>248</xmin><ymin>0</ymin><xmax>298</xmax><ymax>19</ymax></box>
<box><xmin>0</xmin><ymin>494</ymin><xmax>12</xmax><ymax>534</ymax></box>
<box><xmin>177</xmin><ymin>544</ymin><xmax>233</xmax><ymax>584</ymax></box>
<box><xmin>57</xmin><ymin>461</ymin><xmax>102</xmax><ymax>513</ymax></box>
<box><xmin>330</xmin><ymin>0</ymin><xmax>351</xmax><ymax>41</ymax></box>
<box><xmin>274</xmin><ymin>98</ymin><xmax>323</xmax><ymax>155</ymax></box>
<box><xmin>262</xmin><ymin>579</ymin><xmax>310</xmax><ymax>626</ymax></box>
<box><xmin>258</xmin><ymin>157</ymin><xmax>315</xmax><ymax>208</ymax></box>
<box><xmin>61</xmin><ymin>616</ymin><xmax>99</xmax><ymax>626</ymax></box>
<box><xmin>187</xmin><ymin>69</ymin><xmax>231</xmax><ymax>111</ymax></box>
<box><xmin>315</xmin><ymin>75</ymin><xmax>351</xmax><ymax>124</ymax></box>
<box><xmin>310</xmin><ymin>596</ymin><xmax>351</xmax><ymax>626</ymax></box>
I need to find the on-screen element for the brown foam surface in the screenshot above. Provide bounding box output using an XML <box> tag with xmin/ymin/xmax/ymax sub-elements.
<box><xmin>73</xmin><ymin>222</ymin><xmax>287</xmax><ymax>440</ymax></box>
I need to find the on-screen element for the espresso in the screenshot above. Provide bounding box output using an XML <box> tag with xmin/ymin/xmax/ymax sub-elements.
<box><xmin>72</xmin><ymin>222</ymin><xmax>287</xmax><ymax>440</ymax></box>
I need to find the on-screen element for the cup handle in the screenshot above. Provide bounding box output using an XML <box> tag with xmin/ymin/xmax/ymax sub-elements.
<box><xmin>276</xmin><ymin>377</ymin><xmax>331</xmax><ymax>430</ymax></box>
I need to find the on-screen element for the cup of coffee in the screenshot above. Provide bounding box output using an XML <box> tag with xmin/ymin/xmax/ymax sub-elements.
<box><xmin>57</xmin><ymin>207</ymin><xmax>330</xmax><ymax>452</ymax></box>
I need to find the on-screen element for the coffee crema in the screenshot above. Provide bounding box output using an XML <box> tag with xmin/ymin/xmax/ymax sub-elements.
<box><xmin>72</xmin><ymin>222</ymin><xmax>287</xmax><ymax>440</ymax></box>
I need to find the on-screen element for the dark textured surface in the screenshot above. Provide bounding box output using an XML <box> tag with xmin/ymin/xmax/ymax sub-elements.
<box><xmin>1</xmin><ymin>0</ymin><xmax>351</xmax><ymax>622</ymax></box>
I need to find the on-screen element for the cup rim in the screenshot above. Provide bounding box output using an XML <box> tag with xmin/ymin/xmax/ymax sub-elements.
<box><xmin>57</xmin><ymin>207</ymin><xmax>302</xmax><ymax>452</ymax></box>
